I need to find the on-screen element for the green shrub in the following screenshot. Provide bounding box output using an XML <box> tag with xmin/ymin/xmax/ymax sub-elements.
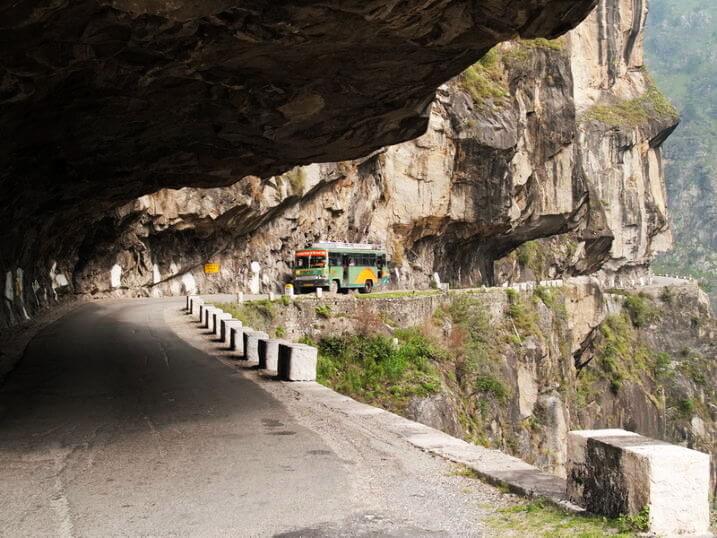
<box><xmin>475</xmin><ymin>375</ymin><xmax>509</xmax><ymax>401</ymax></box>
<box><xmin>505</xmin><ymin>288</ymin><xmax>519</xmax><ymax>303</ymax></box>
<box><xmin>589</xmin><ymin>314</ymin><xmax>654</xmax><ymax>394</ymax></box>
<box><xmin>315</xmin><ymin>304</ymin><xmax>332</xmax><ymax>319</ymax></box>
<box><xmin>516</xmin><ymin>241</ymin><xmax>547</xmax><ymax>278</ymax></box>
<box><xmin>507</xmin><ymin>299</ymin><xmax>540</xmax><ymax>336</ymax></box>
<box><xmin>315</xmin><ymin>331</ymin><xmax>442</xmax><ymax>411</ymax></box>
<box><xmin>659</xmin><ymin>286</ymin><xmax>674</xmax><ymax>304</ymax></box>
<box><xmin>617</xmin><ymin>506</ymin><xmax>650</xmax><ymax>533</ymax></box>
<box><xmin>654</xmin><ymin>352</ymin><xmax>672</xmax><ymax>380</ymax></box>
<box><xmin>623</xmin><ymin>293</ymin><xmax>658</xmax><ymax>328</ymax></box>
<box><xmin>677</xmin><ymin>398</ymin><xmax>695</xmax><ymax>417</ymax></box>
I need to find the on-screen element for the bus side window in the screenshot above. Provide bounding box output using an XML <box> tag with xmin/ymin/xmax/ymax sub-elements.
<box><xmin>329</xmin><ymin>254</ymin><xmax>340</xmax><ymax>266</ymax></box>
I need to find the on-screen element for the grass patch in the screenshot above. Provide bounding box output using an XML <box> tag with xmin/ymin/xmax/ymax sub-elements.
<box><xmin>315</xmin><ymin>304</ymin><xmax>332</xmax><ymax>319</ymax></box>
<box><xmin>583</xmin><ymin>83</ymin><xmax>678</xmax><ymax>128</ymax></box>
<box><xmin>517</xmin><ymin>37</ymin><xmax>567</xmax><ymax>51</ymax></box>
<box><xmin>458</xmin><ymin>48</ymin><xmax>509</xmax><ymax>109</ymax></box>
<box><xmin>356</xmin><ymin>290</ymin><xmax>442</xmax><ymax>300</ymax></box>
<box><xmin>315</xmin><ymin>329</ymin><xmax>443</xmax><ymax>412</ymax></box>
<box><xmin>488</xmin><ymin>499</ymin><xmax>637</xmax><ymax>537</ymax></box>
<box><xmin>215</xmin><ymin>300</ymin><xmax>277</xmax><ymax>332</ymax></box>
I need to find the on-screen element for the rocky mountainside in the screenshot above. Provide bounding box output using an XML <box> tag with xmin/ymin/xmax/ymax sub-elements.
<box><xmin>0</xmin><ymin>0</ymin><xmax>600</xmax><ymax>328</ymax></box>
<box><xmin>645</xmin><ymin>0</ymin><xmax>717</xmax><ymax>306</ymax></box>
<box><xmin>35</xmin><ymin>0</ymin><xmax>678</xmax><ymax>308</ymax></box>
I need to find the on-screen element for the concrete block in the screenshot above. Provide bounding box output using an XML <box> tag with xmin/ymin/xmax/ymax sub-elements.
<box><xmin>221</xmin><ymin>319</ymin><xmax>243</xmax><ymax>347</ymax></box>
<box><xmin>258</xmin><ymin>338</ymin><xmax>283</xmax><ymax>371</ymax></box>
<box><xmin>203</xmin><ymin>306</ymin><xmax>219</xmax><ymax>328</ymax></box>
<box><xmin>277</xmin><ymin>343</ymin><xmax>318</xmax><ymax>381</ymax></box>
<box><xmin>243</xmin><ymin>330</ymin><xmax>269</xmax><ymax>362</ymax></box>
<box><xmin>567</xmin><ymin>429</ymin><xmax>711</xmax><ymax>536</ymax></box>
<box><xmin>200</xmin><ymin>305</ymin><xmax>210</xmax><ymax>327</ymax></box>
<box><xmin>213</xmin><ymin>312</ymin><xmax>232</xmax><ymax>337</ymax></box>
<box><xmin>190</xmin><ymin>297</ymin><xmax>204</xmax><ymax>317</ymax></box>
<box><xmin>230</xmin><ymin>325</ymin><xmax>247</xmax><ymax>356</ymax></box>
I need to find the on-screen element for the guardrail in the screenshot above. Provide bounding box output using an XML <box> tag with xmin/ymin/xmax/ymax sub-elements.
<box><xmin>186</xmin><ymin>297</ymin><xmax>317</xmax><ymax>382</ymax></box>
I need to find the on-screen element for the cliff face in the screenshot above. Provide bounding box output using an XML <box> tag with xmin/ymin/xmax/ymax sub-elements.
<box><xmin>0</xmin><ymin>0</ymin><xmax>599</xmax><ymax>327</ymax></box>
<box><xmin>32</xmin><ymin>0</ymin><xmax>677</xmax><ymax>309</ymax></box>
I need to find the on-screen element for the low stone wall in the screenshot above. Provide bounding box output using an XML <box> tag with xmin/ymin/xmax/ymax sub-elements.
<box><xmin>263</xmin><ymin>289</ymin><xmax>510</xmax><ymax>341</ymax></box>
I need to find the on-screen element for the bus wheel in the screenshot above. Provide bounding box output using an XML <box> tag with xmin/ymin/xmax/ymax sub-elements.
<box><xmin>360</xmin><ymin>280</ymin><xmax>373</xmax><ymax>294</ymax></box>
<box><xmin>329</xmin><ymin>280</ymin><xmax>339</xmax><ymax>294</ymax></box>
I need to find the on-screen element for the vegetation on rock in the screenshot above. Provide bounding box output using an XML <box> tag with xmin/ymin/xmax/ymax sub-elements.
<box><xmin>311</xmin><ymin>330</ymin><xmax>442</xmax><ymax>413</ymax></box>
<box><xmin>582</xmin><ymin>83</ymin><xmax>678</xmax><ymax>128</ymax></box>
<box><xmin>459</xmin><ymin>48</ymin><xmax>509</xmax><ymax>109</ymax></box>
<box><xmin>215</xmin><ymin>300</ymin><xmax>278</xmax><ymax>332</ymax></box>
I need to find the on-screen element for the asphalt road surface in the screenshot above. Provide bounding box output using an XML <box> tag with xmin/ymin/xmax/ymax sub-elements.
<box><xmin>0</xmin><ymin>299</ymin><xmax>506</xmax><ymax>537</ymax></box>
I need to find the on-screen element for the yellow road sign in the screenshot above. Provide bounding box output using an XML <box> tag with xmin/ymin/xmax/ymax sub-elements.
<box><xmin>204</xmin><ymin>263</ymin><xmax>220</xmax><ymax>274</ymax></box>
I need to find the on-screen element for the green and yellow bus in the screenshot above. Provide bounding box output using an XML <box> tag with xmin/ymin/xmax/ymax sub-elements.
<box><xmin>292</xmin><ymin>242</ymin><xmax>390</xmax><ymax>294</ymax></box>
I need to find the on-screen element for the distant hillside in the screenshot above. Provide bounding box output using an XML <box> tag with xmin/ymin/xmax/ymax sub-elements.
<box><xmin>645</xmin><ymin>0</ymin><xmax>717</xmax><ymax>305</ymax></box>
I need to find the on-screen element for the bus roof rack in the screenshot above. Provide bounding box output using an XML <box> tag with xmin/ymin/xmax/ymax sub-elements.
<box><xmin>309</xmin><ymin>241</ymin><xmax>384</xmax><ymax>251</ymax></box>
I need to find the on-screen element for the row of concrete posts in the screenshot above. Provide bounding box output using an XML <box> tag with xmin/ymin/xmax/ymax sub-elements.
<box><xmin>186</xmin><ymin>296</ymin><xmax>317</xmax><ymax>381</ymax></box>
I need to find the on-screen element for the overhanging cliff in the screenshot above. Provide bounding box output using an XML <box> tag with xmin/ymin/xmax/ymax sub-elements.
<box><xmin>57</xmin><ymin>0</ymin><xmax>678</xmax><ymax>301</ymax></box>
<box><xmin>0</xmin><ymin>0</ymin><xmax>602</xmax><ymax>326</ymax></box>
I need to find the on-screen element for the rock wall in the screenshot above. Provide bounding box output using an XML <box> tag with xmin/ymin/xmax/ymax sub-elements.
<box><xmin>1</xmin><ymin>0</ymin><xmax>678</xmax><ymax>329</ymax></box>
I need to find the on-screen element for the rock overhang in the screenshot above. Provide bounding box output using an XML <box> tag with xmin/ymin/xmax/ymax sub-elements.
<box><xmin>0</xmin><ymin>0</ymin><xmax>599</xmax><ymax>247</ymax></box>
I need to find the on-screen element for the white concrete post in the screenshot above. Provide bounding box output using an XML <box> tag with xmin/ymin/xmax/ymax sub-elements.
<box><xmin>249</xmin><ymin>262</ymin><xmax>261</xmax><ymax>294</ymax></box>
<box><xmin>258</xmin><ymin>338</ymin><xmax>283</xmax><ymax>372</ymax></box>
<box><xmin>277</xmin><ymin>343</ymin><xmax>318</xmax><ymax>381</ymax></box>
<box><xmin>243</xmin><ymin>330</ymin><xmax>269</xmax><ymax>362</ymax></box>
<box><xmin>221</xmin><ymin>319</ymin><xmax>243</xmax><ymax>347</ymax></box>
<box><xmin>204</xmin><ymin>307</ymin><xmax>219</xmax><ymax>329</ymax></box>
<box><xmin>230</xmin><ymin>326</ymin><xmax>246</xmax><ymax>355</ymax></box>
<box><xmin>210</xmin><ymin>309</ymin><xmax>224</xmax><ymax>333</ymax></box>
<box><xmin>315</xmin><ymin>287</ymin><xmax>323</xmax><ymax>298</ymax></box>
<box><xmin>190</xmin><ymin>297</ymin><xmax>204</xmax><ymax>317</ymax></box>
<box><xmin>214</xmin><ymin>312</ymin><xmax>232</xmax><ymax>337</ymax></box>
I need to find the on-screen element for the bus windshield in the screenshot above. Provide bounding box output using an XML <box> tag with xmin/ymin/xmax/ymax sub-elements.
<box><xmin>294</xmin><ymin>251</ymin><xmax>327</xmax><ymax>269</ymax></box>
